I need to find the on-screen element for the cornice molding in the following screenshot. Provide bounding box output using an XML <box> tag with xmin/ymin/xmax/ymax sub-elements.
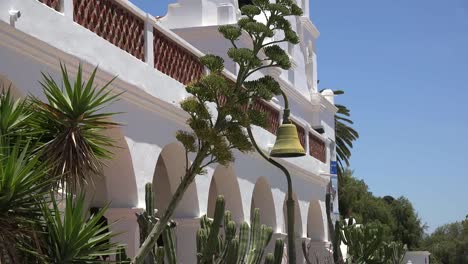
<box><xmin>299</xmin><ymin>16</ymin><xmax>320</xmax><ymax>39</ymax></box>
<box><xmin>0</xmin><ymin>21</ymin><xmax>327</xmax><ymax>185</ymax></box>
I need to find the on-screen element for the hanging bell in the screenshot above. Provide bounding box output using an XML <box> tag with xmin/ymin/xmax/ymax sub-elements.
<box><xmin>270</xmin><ymin>123</ymin><xmax>306</xmax><ymax>158</ymax></box>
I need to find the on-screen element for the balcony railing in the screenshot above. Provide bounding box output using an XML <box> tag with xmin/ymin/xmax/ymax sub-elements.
<box><xmin>74</xmin><ymin>0</ymin><xmax>145</xmax><ymax>61</ymax></box>
<box><xmin>34</xmin><ymin>0</ymin><xmax>327</xmax><ymax>163</ymax></box>
<box><xmin>38</xmin><ymin>0</ymin><xmax>60</xmax><ymax>11</ymax></box>
<box><xmin>292</xmin><ymin>121</ymin><xmax>306</xmax><ymax>148</ymax></box>
<box><xmin>309</xmin><ymin>133</ymin><xmax>326</xmax><ymax>162</ymax></box>
<box><xmin>153</xmin><ymin>29</ymin><xmax>204</xmax><ymax>85</ymax></box>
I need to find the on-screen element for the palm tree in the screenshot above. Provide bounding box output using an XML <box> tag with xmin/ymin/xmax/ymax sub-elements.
<box><xmin>331</xmin><ymin>90</ymin><xmax>359</xmax><ymax>177</ymax></box>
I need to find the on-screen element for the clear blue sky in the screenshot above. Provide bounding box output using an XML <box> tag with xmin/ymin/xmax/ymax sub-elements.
<box><xmin>132</xmin><ymin>0</ymin><xmax>468</xmax><ymax>232</ymax></box>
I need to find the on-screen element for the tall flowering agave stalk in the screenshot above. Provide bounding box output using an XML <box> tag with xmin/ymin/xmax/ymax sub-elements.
<box><xmin>134</xmin><ymin>0</ymin><xmax>303</xmax><ymax>262</ymax></box>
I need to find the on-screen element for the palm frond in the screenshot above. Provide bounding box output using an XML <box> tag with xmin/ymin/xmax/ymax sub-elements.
<box><xmin>333</xmin><ymin>91</ymin><xmax>359</xmax><ymax>177</ymax></box>
<box><xmin>41</xmin><ymin>192</ymin><xmax>123</xmax><ymax>263</ymax></box>
<box><xmin>30</xmin><ymin>63</ymin><xmax>122</xmax><ymax>192</ymax></box>
<box><xmin>0</xmin><ymin>141</ymin><xmax>54</xmax><ymax>263</ymax></box>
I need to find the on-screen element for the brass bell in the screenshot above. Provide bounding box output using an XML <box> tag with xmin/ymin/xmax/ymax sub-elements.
<box><xmin>270</xmin><ymin>123</ymin><xmax>306</xmax><ymax>158</ymax></box>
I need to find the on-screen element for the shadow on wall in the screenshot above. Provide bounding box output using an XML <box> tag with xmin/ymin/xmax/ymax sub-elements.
<box><xmin>283</xmin><ymin>192</ymin><xmax>303</xmax><ymax>237</ymax></box>
<box><xmin>153</xmin><ymin>142</ymin><xmax>200</xmax><ymax>218</ymax></box>
<box><xmin>85</xmin><ymin>124</ymin><xmax>139</xmax><ymax>209</ymax></box>
<box><xmin>251</xmin><ymin>176</ymin><xmax>277</xmax><ymax>228</ymax></box>
<box><xmin>207</xmin><ymin>165</ymin><xmax>244</xmax><ymax>223</ymax></box>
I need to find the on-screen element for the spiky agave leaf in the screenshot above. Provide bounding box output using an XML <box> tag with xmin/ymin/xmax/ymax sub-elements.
<box><xmin>30</xmin><ymin>63</ymin><xmax>121</xmax><ymax>192</ymax></box>
<box><xmin>0</xmin><ymin>141</ymin><xmax>53</xmax><ymax>263</ymax></box>
<box><xmin>0</xmin><ymin>87</ymin><xmax>33</xmax><ymax>147</ymax></box>
<box><xmin>40</xmin><ymin>192</ymin><xmax>123</xmax><ymax>263</ymax></box>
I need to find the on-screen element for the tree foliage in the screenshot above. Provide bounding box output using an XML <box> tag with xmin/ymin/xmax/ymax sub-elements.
<box><xmin>421</xmin><ymin>217</ymin><xmax>468</xmax><ymax>264</ymax></box>
<box><xmin>338</xmin><ymin>169</ymin><xmax>424</xmax><ymax>250</ymax></box>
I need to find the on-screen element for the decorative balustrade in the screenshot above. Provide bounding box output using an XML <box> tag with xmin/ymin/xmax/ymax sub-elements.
<box><xmin>309</xmin><ymin>133</ymin><xmax>326</xmax><ymax>162</ymax></box>
<box><xmin>73</xmin><ymin>0</ymin><xmax>145</xmax><ymax>61</ymax></box>
<box><xmin>38</xmin><ymin>0</ymin><xmax>60</xmax><ymax>11</ymax></box>
<box><xmin>292</xmin><ymin>121</ymin><xmax>306</xmax><ymax>148</ymax></box>
<box><xmin>251</xmin><ymin>99</ymin><xmax>280</xmax><ymax>135</ymax></box>
<box><xmin>34</xmin><ymin>0</ymin><xmax>326</xmax><ymax>163</ymax></box>
<box><xmin>153</xmin><ymin>29</ymin><xmax>204</xmax><ymax>84</ymax></box>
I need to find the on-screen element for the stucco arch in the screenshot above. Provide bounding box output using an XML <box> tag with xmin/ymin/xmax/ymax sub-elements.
<box><xmin>307</xmin><ymin>200</ymin><xmax>327</xmax><ymax>241</ymax></box>
<box><xmin>207</xmin><ymin>165</ymin><xmax>244</xmax><ymax>223</ymax></box>
<box><xmin>251</xmin><ymin>177</ymin><xmax>276</xmax><ymax>229</ymax></box>
<box><xmin>153</xmin><ymin>142</ymin><xmax>200</xmax><ymax>218</ymax></box>
<box><xmin>85</xmin><ymin>125</ymin><xmax>139</xmax><ymax>208</ymax></box>
<box><xmin>283</xmin><ymin>192</ymin><xmax>303</xmax><ymax>237</ymax></box>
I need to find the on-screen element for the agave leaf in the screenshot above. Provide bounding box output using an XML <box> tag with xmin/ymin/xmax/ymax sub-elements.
<box><xmin>31</xmin><ymin>63</ymin><xmax>121</xmax><ymax>192</ymax></box>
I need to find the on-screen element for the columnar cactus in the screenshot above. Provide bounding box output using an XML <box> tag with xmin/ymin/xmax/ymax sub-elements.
<box><xmin>136</xmin><ymin>182</ymin><xmax>178</xmax><ymax>264</ymax></box>
<box><xmin>196</xmin><ymin>195</ymin><xmax>283</xmax><ymax>264</ymax></box>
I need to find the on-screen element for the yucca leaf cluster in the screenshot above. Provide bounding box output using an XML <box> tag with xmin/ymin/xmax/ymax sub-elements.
<box><xmin>0</xmin><ymin>64</ymin><xmax>124</xmax><ymax>263</ymax></box>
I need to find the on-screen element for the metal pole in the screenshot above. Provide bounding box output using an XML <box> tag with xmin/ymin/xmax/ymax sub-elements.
<box><xmin>246</xmin><ymin>90</ymin><xmax>297</xmax><ymax>264</ymax></box>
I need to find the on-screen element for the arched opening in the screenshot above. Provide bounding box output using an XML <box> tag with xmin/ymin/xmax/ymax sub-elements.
<box><xmin>283</xmin><ymin>192</ymin><xmax>303</xmax><ymax>237</ymax></box>
<box><xmin>102</xmin><ymin>126</ymin><xmax>139</xmax><ymax>207</ymax></box>
<box><xmin>207</xmin><ymin>165</ymin><xmax>244</xmax><ymax>223</ymax></box>
<box><xmin>83</xmin><ymin>125</ymin><xmax>138</xmax><ymax>209</ymax></box>
<box><xmin>152</xmin><ymin>142</ymin><xmax>200</xmax><ymax>218</ymax></box>
<box><xmin>307</xmin><ymin>200</ymin><xmax>326</xmax><ymax>241</ymax></box>
<box><xmin>251</xmin><ymin>177</ymin><xmax>276</xmax><ymax>229</ymax></box>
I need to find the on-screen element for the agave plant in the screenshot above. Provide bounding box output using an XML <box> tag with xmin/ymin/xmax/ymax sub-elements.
<box><xmin>0</xmin><ymin>87</ymin><xmax>32</xmax><ymax>146</ymax></box>
<box><xmin>40</xmin><ymin>192</ymin><xmax>123</xmax><ymax>263</ymax></box>
<box><xmin>30</xmin><ymin>63</ymin><xmax>121</xmax><ymax>192</ymax></box>
<box><xmin>0</xmin><ymin>142</ymin><xmax>53</xmax><ymax>263</ymax></box>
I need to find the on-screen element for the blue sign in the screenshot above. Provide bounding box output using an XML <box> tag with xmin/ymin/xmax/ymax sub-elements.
<box><xmin>330</xmin><ymin>161</ymin><xmax>337</xmax><ymax>175</ymax></box>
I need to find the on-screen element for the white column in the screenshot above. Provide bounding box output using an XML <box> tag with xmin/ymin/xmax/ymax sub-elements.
<box><xmin>104</xmin><ymin>207</ymin><xmax>144</xmax><ymax>258</ymax></box>
<box><xmin>305</xmin><ymin>125</ymin><xmax>311</xmax><ymax>156</ymax></box>
<box><xmin>144</xmin><ymin>14</ymin><xmax>154</xmax><ymax>65</ymax></box>
<box><xmin>61</xmin><ymin>0</ymin><xmax>73</xmax><ymax>19</ymax></box>
<box><xmin>174</xmin><ymin>217</ymin><xmax>200</xmax><ymax>264</ymax></box>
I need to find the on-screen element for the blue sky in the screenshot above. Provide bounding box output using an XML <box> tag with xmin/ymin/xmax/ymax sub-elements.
<box><xmin>132</xmin><ymin>0</ymin><xmax>468</xmax><ymax>232</ymax></box>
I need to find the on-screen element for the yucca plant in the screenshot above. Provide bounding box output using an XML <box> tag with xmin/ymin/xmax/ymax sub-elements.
<box><xmin>0</xmin><ymin>87</ymin><xmax>32</xmax><ymax>147</ymax></box>
<box><xmin>0</xmin><ymin>142</ymin><xmax>53</xmax><ymax>263</ymax></box>
<box><xmin>40</xmin><ymin>192</ymin><xmax>123</xmax><ymax>263</ymax></box>
<box><xmin>30</xmin><ymin>63</ymin><xmax>121</xmax><ymax>192</ymax></box>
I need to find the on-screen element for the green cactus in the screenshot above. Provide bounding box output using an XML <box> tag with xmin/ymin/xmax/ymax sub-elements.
<box><xmin>378</xmin><ymin>241</ymin><xmax>407</xmax><ymax>264</ymax></box>
<box><xmin>341</xmin><ymin>223</ymin><xmax>385</xmax><ymax>264</ymax></box>
<box><xmin>136</xmin><ymin>182</ymin><xmax>178</xmax><ymax>264</ymax></box>
<box><xmin>196</xmin><ymin>195</ymin><xmax>282</xmax><ymax>264</ymax></box>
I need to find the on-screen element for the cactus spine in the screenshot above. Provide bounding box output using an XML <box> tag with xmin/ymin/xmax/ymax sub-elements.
<box><xmin>196</xmin><ymin>195</ymin><xmax>282</xmax><ymax>264</ymax></box>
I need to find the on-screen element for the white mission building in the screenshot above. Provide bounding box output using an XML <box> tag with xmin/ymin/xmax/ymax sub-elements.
<box><xmin>0</xmin><ymin>0</ymin><xmax>339</xmax><ymax>262</ymax></box>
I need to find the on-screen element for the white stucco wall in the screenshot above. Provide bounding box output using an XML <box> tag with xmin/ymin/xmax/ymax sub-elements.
<box><xmin>0</xmin><ymin>0</ymin><xmax>335</xmax><ymax>262</ymax></box>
